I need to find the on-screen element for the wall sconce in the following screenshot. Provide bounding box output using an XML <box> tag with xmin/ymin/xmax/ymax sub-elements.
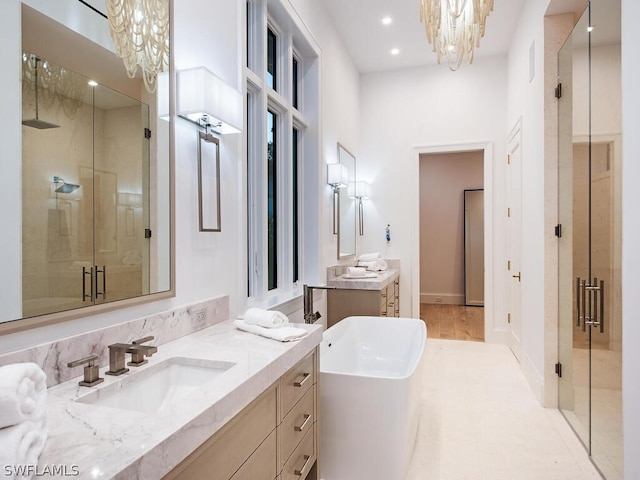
<box><xmin>349</xmin><ymin>181</ymin><xmax>370</xmax><ymax>236</ymax></box>
<box><xmin>177</xmin><ymin>67</ymin><xmax>243</xmax><ymax>134</ymax></box>
<box><xmin>327</xmin><ymin>163</ymin><xmax>349</xmax><ymax>235</ymax></box>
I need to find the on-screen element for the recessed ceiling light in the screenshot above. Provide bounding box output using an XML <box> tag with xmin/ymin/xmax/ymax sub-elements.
<box><xmin>391</xmin><ymin>48</ymin><xmax>400</xmax><ymax>56</ymax></box>
<box><xmin>382</xmin><ymin>16</ymin><xmax>392</xmax><ymax>25</ymax></box>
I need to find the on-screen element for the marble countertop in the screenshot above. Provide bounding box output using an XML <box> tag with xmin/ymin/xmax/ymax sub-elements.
<box><xmin>327</xmin><ymin>268</ymin><xmax>400</xmax><ymax>290</ymax></box>
<box><xmin>42</xmin><ymin>319</ymin><xmax>322</xmax><ymax>479</ymax></box>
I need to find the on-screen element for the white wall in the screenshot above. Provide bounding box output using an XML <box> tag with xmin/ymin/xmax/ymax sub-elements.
<box><xmin>358</xmin><ymin>57</ymin><xmax>507</xmax><ymax>337</ymax></box>
<box><xmin>506</xmin><ymin>0</ymin><xmax>549</xmax><ymax>401</ymax></box>
<box><xmin>621</xmin><ymin>0</ymin><xmax>640</xmax><ymax>476</ymax></box>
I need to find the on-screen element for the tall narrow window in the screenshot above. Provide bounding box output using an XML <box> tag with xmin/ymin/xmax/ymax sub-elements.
<box><xmin>246</xmin><ymin>2</ymin><xmax>251</xmax><ymax>69</ymax></box>
<box><xmin>247</xmin><ymin>92</ymin><xmax>253</xmax><ymax>296</ymax></box>
<box><xmin>292</xmin><ymin>56</ymin><xmax>299</xmax><ymax>109</ymax></box>
<box><xmin>292</xmin><ymin>127</ymin><xmax>299</xmax><ymax>283</ymax></box>
<box><xmin>267</xmin><ymin>28</ymin><xmax>277</xmax><ymax>90</ymax></box>
<box><xmin>267</xmin><ymin>109</ymin><xmax>278</xmax><ymax>290</ymax></box>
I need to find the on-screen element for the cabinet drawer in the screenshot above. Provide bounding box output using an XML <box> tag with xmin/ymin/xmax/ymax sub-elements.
<box><xmin>164</xmin><ymin>387</ymin><xmax>276</xmax><ymax>480</ymax></box>
<box><xmin>281</xmin><ymin>424</ymin><xmax>316</xmax><ymax>480</ymax></box>
<box><xmin>231</xmin><ymin>429</ymin><xmax>277</xmax><ymax>480</ymax></box>
<box><xmin>280</xmin><ymin>352</ymin><xmax>315</xmax><ymax>417</ymax></box>
<box><xmin>280</xmin><ymin>385</ymin><xmax>315</xmax><ymax>465</ymax></box>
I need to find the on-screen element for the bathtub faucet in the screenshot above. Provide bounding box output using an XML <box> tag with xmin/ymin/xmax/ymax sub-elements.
<box><xmin>303</xmin><ymin>284</ymin><xmax>337</xmax><ymax>324</ymax></box>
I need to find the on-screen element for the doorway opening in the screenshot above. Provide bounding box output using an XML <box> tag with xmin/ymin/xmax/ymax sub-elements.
<box><xmin>419</xmin><ymin>150</ymin><xmax>484</xmax><ymax>342</ymax></box>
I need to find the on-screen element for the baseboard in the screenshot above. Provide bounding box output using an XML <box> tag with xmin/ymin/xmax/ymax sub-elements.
<box><xmin>519</xmin><ymin>348</ymin><xmax>545</xmax><ymax>405</ymax></box>
<box><xmin>420</xmin><ymin>293</ymin><xmax>464</xmax><ymax>305</ymax></box>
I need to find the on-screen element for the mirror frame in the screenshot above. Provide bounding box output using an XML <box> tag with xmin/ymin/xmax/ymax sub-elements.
<box><xmin>0</xmin><ymin>0</ymin><xmax>176</xmax><ymax>336</ymax></box>
<box><xmin>337</xmin><ymin>142</ymin><xmax>356</xmax><ymax>260</ymax></box>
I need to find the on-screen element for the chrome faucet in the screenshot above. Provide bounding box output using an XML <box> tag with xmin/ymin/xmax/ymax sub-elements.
<box><xmin>303</xmin><ymin>284</ymin><xmax>336</xmax><ymax>324</ymax></box>
<box><xmin>106</xmin><ymin>336</ymin><xmax>158</xmax><ymax>376</ymax></box>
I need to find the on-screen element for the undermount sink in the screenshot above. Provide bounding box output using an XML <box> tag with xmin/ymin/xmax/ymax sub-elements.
<box><xmin>77</xmin><ymin>357</ymin><xmax>236</xmax><ymax>415</ymax></box>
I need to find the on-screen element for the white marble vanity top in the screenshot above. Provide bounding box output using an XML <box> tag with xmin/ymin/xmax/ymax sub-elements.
<box><xmin>42</xmin><ymin>319</ymin><xmax>322</xmax><ymax>479</ymax></box>
<box><xmin>327</xmin><ymin>268</ymin><xmax>400</xmax><ymax>290</ymax></box>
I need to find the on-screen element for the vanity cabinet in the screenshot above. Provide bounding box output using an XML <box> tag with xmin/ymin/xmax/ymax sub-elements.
<box><xmin>327</xmin><ymin>278</ymin><xmax>400</xmax><ymax>328</ymax></box>
<box><xmin>164</xmin><ymin>349</ymin><xmax>319</xmax><ymax>480</ymax></box>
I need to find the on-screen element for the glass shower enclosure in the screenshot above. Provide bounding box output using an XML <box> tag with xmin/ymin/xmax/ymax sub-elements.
<box><xmin>557</xmin><ymin>1</ymin><xmax>622</xmax><ymax>478</ymax></box>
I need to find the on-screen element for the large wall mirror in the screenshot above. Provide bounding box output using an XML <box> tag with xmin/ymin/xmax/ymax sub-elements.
<box><xmin>0</xmin><ymin>0</ymin><xmax>173</xmax><ymax>332</ymax></box>
<box><xmin>337</xmin><ymin>143</ymin><xmax>356</xmax><ymax>260</ymax></box>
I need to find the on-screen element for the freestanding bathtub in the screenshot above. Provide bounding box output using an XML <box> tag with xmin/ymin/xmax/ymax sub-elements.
<box><xmin>319</xmin><ymin>316</ymin><xmax>426</xmax><ymax>480</ymax></box>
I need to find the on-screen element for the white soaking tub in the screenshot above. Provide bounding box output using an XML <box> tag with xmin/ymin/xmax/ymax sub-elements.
<box><xmin>319</xmin><ymin>316</ymin><xmax>426</xmax><ymax>480</ymax></box>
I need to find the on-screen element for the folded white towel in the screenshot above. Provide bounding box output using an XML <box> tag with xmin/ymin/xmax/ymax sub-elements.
<box><xmin>234</xmin><ymin>320</ymin><xmax>309</xmax><ymax>342</ymax></box>
<box><xmin>0</xmin><ymin>420</ymin><xmax>48</xmax><ymax>471</ymax></box>
<box><xmin>357</xmin><ymin>259</ymin><xmax>388</xmax><ymax>272</ymax></box>
<box><xmin>358</xmin><ymin>252</ymin><xmax>382</xmax><ymax>262</ymax></box>
<box><xmin>243</xmin><ymin>308</ymin><xmax>289</xmax><ymax>329</ymax></box>
<box><xmin>347</xmin><ymin>267</ymin><xmax>367</xmax><ymax>277</ymax></box>
<box><xmin>0</xmin><ymin>363</ymin><xmax>47</xmax><ymax>429</ymax></box>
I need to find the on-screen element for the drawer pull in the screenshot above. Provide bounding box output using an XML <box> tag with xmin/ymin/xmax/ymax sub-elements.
<box><xmin>294</xmin><ymin>454</ymin><xmax>312</xmax><ymax>477</ymax></box>
<box><xmin>294</xmin><ymin>414</ymin><xmax>311</xmax><ymax>432</ymax></box>
<box><xmin>294</xmin><ymin>372</ymin><xmax>311</xmax><ymax>388</ymax></box>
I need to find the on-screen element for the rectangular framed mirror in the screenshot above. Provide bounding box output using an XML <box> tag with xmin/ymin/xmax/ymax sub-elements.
<box><xmin>198</xmin><ymin>131</ymin><xmax>221</xmax><ymax>232</ymax></box>
<box><xmin>337</xmin><ymin>143</ymin><xmax>356</xmax><ymax>260</ymax></box>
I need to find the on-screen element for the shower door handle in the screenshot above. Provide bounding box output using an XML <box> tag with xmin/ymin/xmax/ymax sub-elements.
<box><xmin>95</xmin><ymin>265</ymin><xmax>106</xmax><ymax>300</ymax></box>
<box><xmin>576</xmin><ymin>277</ymin><xmax>604</xmax><ymax>333</ymax></box>
<box><xmin>82</xmin><ymin>266</ymin><xmax>93</xmax><ymax>301</ymax></box>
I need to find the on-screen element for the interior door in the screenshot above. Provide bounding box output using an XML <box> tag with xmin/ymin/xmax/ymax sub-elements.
<box><xmin>507</xmin><ymin>121</ymin><xmax>523</xmax><ymax>362</ymax></box>
<box><xmin>557</xmin><ymin>2</ymin><xmax>622</xmax><ymax>478</ymax></box>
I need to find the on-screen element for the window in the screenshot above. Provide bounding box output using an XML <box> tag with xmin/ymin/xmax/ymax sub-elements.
<box><xmin>245</xmin><ymin>0</ymin><xmax>319</xmax><ymax>301</ymax></box>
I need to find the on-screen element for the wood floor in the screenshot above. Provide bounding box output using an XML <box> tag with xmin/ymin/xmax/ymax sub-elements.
<box><xmin>419</xmin><ymin>303</ymin><xmax>484</xmax><ymax>342</ymax></box>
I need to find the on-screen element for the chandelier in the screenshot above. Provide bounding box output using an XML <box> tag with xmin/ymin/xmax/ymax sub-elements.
<box><xmin>105</xmin><ymin>0</ymin><xmax>170</xmax><ymax>93</ymax></box>
<box><xmin>420</xmin><ymin>0</ymin><xmax>494</xmax><ymax>71</ymax></box>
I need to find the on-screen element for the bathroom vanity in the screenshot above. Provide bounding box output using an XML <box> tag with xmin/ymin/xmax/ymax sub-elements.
<box><xmin>326</xmin><ymin>262</ymin><xmax>400</xmax><ymax>328</ymax></box>
<box><xmin>42</xmin><ymin>318</ymin><xmax>322</xmax><ymax>479</ymax></box>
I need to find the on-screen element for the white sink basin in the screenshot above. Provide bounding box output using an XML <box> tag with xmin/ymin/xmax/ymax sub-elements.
<box><xmin>77</xmin><ymin>357</ymin><xmax>235</xmax><ymax>414</ymax></box>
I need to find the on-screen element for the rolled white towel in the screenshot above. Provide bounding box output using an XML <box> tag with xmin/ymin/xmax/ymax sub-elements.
<box><xmin>357</xmin><ymin>260</ymin><xmax>376</xmax><ymax>270</ymax></box>
<box><xmin>347</xmin><ymin>267</ymin><xmax>367</xmax><ymax>277</ymax></box>
<box><xmin>243</xmin><ymin>308</ymin><xmax>289</xmax><ymax>329</ymax></box>
<box><xmin>0</xmin><ymin>363</ymin><xmax>47</xmax><ymax>429</ymax></box>
<box><xmin>358</xmin><ymin>252</ymin><xmax>382</xmax><ymax>262</ymax></box>
<box><xmin>234</xmin><ymin>320</ymin><xmax>309</xmax><ymax>342</ymax></box>
<box><xmin>0</xmin><ymin>420</ymin><xmax>48</xmax><ymax>471</ymax></box>
<box><xmin>374</xmin><ymin>259</ymin><xmax>388</xmax><ymax>272</ymax></box>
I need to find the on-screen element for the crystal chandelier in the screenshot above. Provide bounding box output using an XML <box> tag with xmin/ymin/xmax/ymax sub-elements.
<box><xmin>105</xmin><ymin>0</ymin><xmax>170</xmax><ymax>93</ymax></box>
<box><xmin>420</xmin><ymin>0</ymin><xmax>494</xmax><ymax>71</ymax></box>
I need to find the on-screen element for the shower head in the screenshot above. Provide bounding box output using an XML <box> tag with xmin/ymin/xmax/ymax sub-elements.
<box><xmin>53</xmin><ymin>176</ymin><xmax>80</xmax><ymax>194</ymax></box>
<box><xmin>22</xmin><ymin>118</ymin><xmax>60</xmax><ymax>129</ymax></box>
<box><xmin>22</xmin><ymin>56</ymin><xmax>60</xmax><ymax>130</ymax></box>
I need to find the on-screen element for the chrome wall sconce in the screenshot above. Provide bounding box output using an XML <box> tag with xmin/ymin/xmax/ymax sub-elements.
<box><xmin>327</xmin><ymin>163</ymin><xmax>349</xmax><ymax>235</ymax></box>
<box><xmin>348</xmin><ymin>181</ymin><xmax>370</xmax><ymax>236</ymax></box>
<box><xmin>177</xmin><ymin>67</ymin><xmax>243</xmax><ymax>134</ymax></box>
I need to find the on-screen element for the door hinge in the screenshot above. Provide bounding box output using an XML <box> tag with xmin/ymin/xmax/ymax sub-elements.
<box><xmin>508</xmin><ymin>313</ymin><xmax>511</xmax><ymax>324</ymax></box>
<box><xmin>555</xmin><ymin>83</ymin><xmax>562</xmax><ymax>99</ymax></box>
<box><xmin>507</xmin><ymin>154</ymin><xmax>511</xmax><ymax>165</ymax></box>
<box><xmin>144</xmin><ymin>128</ymin><xmax>152</xmax><ymax>139</ymax></box>
<box><xmin>508</xmin><ymin>260</ymin><xmax>511</xmax><ymax>271</ymax></box>
<box><xmin>507</xmin><ymin>207</ymin><xmax>511</xmax><ymax>218</ymax></box>
<box><xmin>555</xmin><ymin>362</ymin><xmax>562</xmax><ymax>378</ymax></box>
<box><xmin>145</xmin><ymin>228</ymin><xmax>152</xmax><ymax>238</ymax></box>
<box><xmin>555</xmin><ymin>224</ymin><xmax>562</xmax><ymax>238</ymax></box>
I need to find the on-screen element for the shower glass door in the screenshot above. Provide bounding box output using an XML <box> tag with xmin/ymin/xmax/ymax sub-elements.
<box><xmin>557</xmin><ymin>1</ymin><xmax>622</xmax><ymax>478</ymax></box>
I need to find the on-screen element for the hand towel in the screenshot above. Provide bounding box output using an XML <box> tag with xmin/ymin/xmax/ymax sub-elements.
<box><xmin>0</xmin><ymin>420</ymin><xmax>48</xmax><ymax>471</ymax></box>
<box><xmin>0</xmin><ymin>363</ymin><xmax>47</xmax><ymax>429</ymax></box>
<box><xmin>243</xmin><ymin>308</ymin><xmax>289</xmax><ymax>329</ymax></box>
<box><xmin>234</xmin><ymin>320</ymin><xmax>309</xmax><ymax>342</ymax></box>
<box><xmin>347</xmin><ymin>267</ymin><xmax>367</xmax><ymax>277</ymax></box>
<box><xmin>358</xmin><ymin>252</ymin><xmax>382</xmax><ymax>262</ymax></box>
<box><xmin>357</xmin><ymin>259</ymin><xmax>387</xmax><ymax>272</ymax></box>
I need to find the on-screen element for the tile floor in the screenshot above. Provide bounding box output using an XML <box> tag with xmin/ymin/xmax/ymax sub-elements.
<box><xmin>405</xmin><ymin>339</ymin><xmax>603</xmax><ymax>480</ymax></box>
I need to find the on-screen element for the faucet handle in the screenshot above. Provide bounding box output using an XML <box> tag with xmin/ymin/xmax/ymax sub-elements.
<box><xmin>132</xmin><ymin>335</ymin><xmax>154</xmax><ymax>345</ymax></box>
<box><xmin>128</xmin><ymin>336</ymin><xmax>157</xmax><ymax>367</ymax></box>
<box><xmin>67</xmin><ymin>354</ymin><xmax>104</xmax><ymax>387</ymax></box>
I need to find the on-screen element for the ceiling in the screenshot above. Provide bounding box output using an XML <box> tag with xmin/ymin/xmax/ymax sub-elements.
<box><xmin>319</xmin><ymin>0</ymin><xmax>591</xmax><ymax>74</ymax></box>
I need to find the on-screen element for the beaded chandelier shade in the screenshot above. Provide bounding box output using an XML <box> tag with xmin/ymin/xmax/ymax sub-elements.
<box><xmin>106</xmin><ymin>0</ymin><xmax>170</xmax><ymax>93</ymax></box>
<box><xmin>420</xmin><ymin>0</ymin><xmax>494</xmax><ymax>71</ymax></box>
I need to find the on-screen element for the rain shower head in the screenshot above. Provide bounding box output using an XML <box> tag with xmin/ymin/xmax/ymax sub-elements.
<box><xmin>22</xmin><ymin>118</ymin><xmax>60</xmax><ymax>129</ymax></box>
<box><xmin>22</xmin><ymin>56</ymin><xmax>60</xmax><ymax>130</ymax></box>
<box><xmin>53</xmin><ymin>176</ymin><xmax>80</xmax><ymax>194</ymax></box>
